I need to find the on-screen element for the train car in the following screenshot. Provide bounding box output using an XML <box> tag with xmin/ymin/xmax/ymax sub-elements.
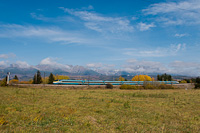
<box><xmin>122</xmin><ymin>81</ymin><xmax>139</xmax><ymax>85</ymax></box>
<box><xmin>104</xmin><ymin>81</ymin><xmax>123</xmax><ymax>85</ymax></box>
<box><xmin>53</xmin><ymin>80</ymin><xmax>84</xmax><ymax>85</ymax></box>
<box><xmin>163</xmin><ymin>81</ymin><xmax>179</xmax><ymax>84</ymax></box>
<box><xmin>53</xmin><ymin>80</ymin><xmax>179</xmax><ymax>85</ymax></box>
<box><xmin>83</xmin><ymin>80</ymin><xmax>105</xmax><ymax>85</ymax></box>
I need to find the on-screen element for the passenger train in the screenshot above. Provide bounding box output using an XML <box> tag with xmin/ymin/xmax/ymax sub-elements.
<box><xmin>53</xmin><ymin>80</ymin><xmax>179</xmax><ymax>85</ymax></box>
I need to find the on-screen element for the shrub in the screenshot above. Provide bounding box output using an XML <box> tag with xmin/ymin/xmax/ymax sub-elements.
<box><xmin>120</xmin><ymin>84</ymin><xmax>137</xmax><ymax>90</ymax></box>
<box><xmin>106</xmin><ymin>83</ymin><xmax>113</xmax><ymax>89</ymax></box>
<box><xmin>0</xmin><ymin>77</ymin><xmax>7</xmax><ymax>86</ymax></box>
<box><xmin>196</xmin><ymin>77</ymin><xmax>200</xmax><ymax>84</ymax></box>
<box><xmin>142</xmin><ymin>82</ymin><xmax>174</xmax><ymax>89</ymax></box>
<box><xmin>180</xmin><ymin>80</ymin><xmax>187</xmax><ymax>83</ymax></box>
<box><xmin>159</xmin><ymin>84</ymin><xmax>174</xmax><ymax>89</ymax></box>
<box><xmin>194</xmin><ymin>83</ymin><xmax>200</xmax><ymax>89</ymax></box>
<box><xmin>10</xmin><ymin>79</ymin><xmax>19</xmax><ymax>84</ymax></box>
<box><xmin>143</xmin><ymin>84</ymin><xmax>155</xmax><ymax>89</ymax></box>
<box><xmin>19</xmin><ymin>80</ymin><xmax>32</xmax><ymax>84</ymax></box>
<box><xmin>124</xmin><ymin>101</ymin><xmax>130</xmax><ymax>108</ymax></box>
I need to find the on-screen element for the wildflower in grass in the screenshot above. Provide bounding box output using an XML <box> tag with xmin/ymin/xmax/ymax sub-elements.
<box><xmin>0</xmin><ymin>117</ymin><xmax>8</xmax><ymax>125</ymax></box>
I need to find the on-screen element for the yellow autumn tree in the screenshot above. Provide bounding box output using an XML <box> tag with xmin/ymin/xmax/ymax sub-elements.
<box><xmin>54</xmin><ymin>75</ymin><xmax>70</xmax><ymax>80</ymax></box>
<box><xmin>118</xmin><ymin>76</ymin><xmax>125</xmax><ymax>81</ymax></box>
<box><xmin>9</xmin><ymin>79</ymin><xmax>19</xmax><ymax>84</ymax></box>
<box><xmin>131</xmin><ymin>75</ymin><xmax>152</xmax><ymax>81</ymax></box>
<box><xmin>42</xmin><ymin>77</ymin><xmax>49</xmax><ymax>84</ymax></box>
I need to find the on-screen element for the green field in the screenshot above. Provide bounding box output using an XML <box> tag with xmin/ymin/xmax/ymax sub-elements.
<box><xmin>0</xmin><ymin>86</ymin><xmax>200</xmax><ymax>132</ymax></box>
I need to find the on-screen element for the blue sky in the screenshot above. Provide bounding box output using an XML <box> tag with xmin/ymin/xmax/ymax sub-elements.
<box><xmin>0</xmin><ymin>0</ymin><xmax>200</xmax><ymax>76</ymax></box>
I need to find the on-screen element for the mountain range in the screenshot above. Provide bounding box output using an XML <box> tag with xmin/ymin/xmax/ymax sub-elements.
<box><xmin>0</xmin><ymin>63</ymin><xmax>191</xmax><ymax>81</ymax></box>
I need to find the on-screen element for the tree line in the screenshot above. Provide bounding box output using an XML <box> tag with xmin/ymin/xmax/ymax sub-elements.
<box><xmin>0</xmin><ymin>70</ymin><xmax>69</xmax><ymax>86</ymax></box>
<box><xmin>32</xmin><ymin>70</ymin><xmax>69</xmax><ymax>84</ymax></box>
<box><xmin>1</xmin><ymin>71</ymin><xmax>200</xmax><ymax>89</ymax></box>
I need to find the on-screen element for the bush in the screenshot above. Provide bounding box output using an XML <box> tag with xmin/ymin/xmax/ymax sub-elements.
<box><xmin>106</xmin><ymin>83</ymin><xmax>113</xmax><ymax>89</ymax></box>
<box><xmin>159</xmin><ymin>84</ymin><xmax>174</xmax><ymax>89</ymax></box>
<box><xmin>10</xmin><ymin>79</ymin><xmax>19</xmax><ymax>84</ymax></box>
<box><xmin>0</xmin><ymin>78</ymin><xmax>8</xmax><ymax>86</ymax></box>
<box><xmin>194</xmin><ymin>83</ymin><xmax>200</xmax><ymax>89</ymax></box>
<box><xmin>142</xmin><ymin>83</ymin><xmax>174</xmax><ymax>89</ymax></box>
<box><xmin>196</xmin><ymin>77</ymin><xmax>200</xmax><ymax>84</ymax></box>
<box><xmin>120</xmin><ymin>84</ymin><xmax>137</xmax><ymax>90</ymax></box>
<box><xmin>180</xmin><ymin>80</ymin><xmax>187</xmax><ymax>83</ymax></box>
<box><xmin>143</xmin><ymin>84</ymin><xmax>155</xmax><ymax>89</ymax></box>
<box><xmin>19</xmin><ymin>80</ymin><xmax>33</xmax><ymax>84</ymax></box>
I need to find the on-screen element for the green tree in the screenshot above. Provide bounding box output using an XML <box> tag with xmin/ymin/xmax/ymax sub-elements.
<box><xmin>33</xmin><ymin>70</ymin><xmax>42</xmax><ymax>84</ymax></box>
<box><xmin>157</xmin><ymin>75</ymin><xmax>161</xmax><ymax>81</ymax></box>
<box><xmin>196</xmin><ymin>77</ymin><xmax>200</xmax><ymax>83</ymax></box>
<box><xmin>13</xmin><ymin>75</ymin><xmax>18</xmax><ymax>80</ymax></box>
<box><xmin>48</xmin><ymin>73</ymin><xmax>55</xmax><ymax>84</ymax></box>
<box><xmin>195</xmin><ymin>77</ymin><xmax>200</xmax><ymax>89</ymax></box>
<box><xmin>157</xmin><ymin>73</ymin><xmax>172</xmax><ymax>81</ymax></box>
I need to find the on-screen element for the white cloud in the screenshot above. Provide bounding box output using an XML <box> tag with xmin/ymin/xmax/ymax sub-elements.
<box><xmin>31</xmin><ymin>13</ymin><xmax>74</xmax><ymax>22</ymax></box>
<box><xmin>124</xmin><ymin>59</ymin><xmax>168</xmax><ymax>73</ymax></box>
<box><xmin>81</xmin><ymin>5</ymin><xmax>94</xmax><ymax>10</ymax></box>
<box><xmin>86</xmin><ymin>63</ymin><xmax>115</xmax><ymax>70</ymax></box>
<box><xmin>175</xmin><ymin>33</ymin><xmax>188</xmax><ymax>38</ymax></box>
<box><xmin>86</xmin><ymin>63</ymin><xmax>102</xmax><ymax>68</ymax></box>
<box><xmin>0</xmin><ymin>24</ymin><xmax>94</xmax><ymax>45</ymax></box>
<box><xmin>137</xmin><ymin>22</ymin><xmax>156</xmax><ymax>31</ymax></box>
<box><xmin>169</xmin><ymin>61</ymin><xmax>200</xmax><ymax>76</ymax></box>
<box><xmin>86</xmin><ymin>62</ymin><xmax>116</xmax><ymax>75</ymax></box>
<box><xmin>0</xmin><ymin>53</ymin><xmax>16</xmax><ymax>59</ymax></box>
<box><xmin>60</xmin><ymin>7</ymin><xmax>134</xmax><ymax>33</ymax></box>
<box><xmin>15</xmin><ymin>61</ymin><xmax>30</xmax><ymax>68</ymax></box>
<box><xmin>0</xmin><ymin>61</ymin><xmax>8</xmax><ymax>68</ymax></box>
<box><xmin>1</xmin><ymin>58</ymin><xmax>200</xmax><ymax>76</ymax></box>
<box><xmin>143</xmin><ymin>0</ymin><xmax>200</xmax><ymax>25</ymax></box>
<box><xmin>39</xmin><ymin>57</ymin><xmax>70</xmax><ymax>70</ymax></box>
<box><xmin>131</xmin><ymin>17</ymin><xmax>138</xmax><ymax>20</ymax></box>
<box><xmin>124</xmin><ymin>43</ymin><xmax>186</xmax><ymax>57</ymax></box>
<box><xmin>123</xmin><ymin>59</ymin><xmax>200</xmax><ymax>76</ymax></box>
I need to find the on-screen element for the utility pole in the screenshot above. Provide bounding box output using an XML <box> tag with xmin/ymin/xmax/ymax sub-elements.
<box><xmin>36</xmin><ymin>72</ymin><xmax>37</xmax><ymax>84</ymax></box>
<box><xmin>43</xmin><ymin>72</ymin><xmax>45</xmax><ymax>87</ymax></box>
<box><xmin>7</xmin><ymin>72</ymin><xmax>10</xmax><ymax>85</ymax></box>
<box><xmin>0</xmin><ymin>70</ymin><xmax>4</xmax><ymax>80</ymax></box>
<box><xmin>88</xmin><ymin>75</ymin><xmax>90</xmax><ymax>87</ymax></box>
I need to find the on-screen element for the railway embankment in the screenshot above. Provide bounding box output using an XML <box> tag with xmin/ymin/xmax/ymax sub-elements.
<box><xmin>11</xmin><ymin>83</ymin><xmax>195</xmax><ymax>90</ymax></box>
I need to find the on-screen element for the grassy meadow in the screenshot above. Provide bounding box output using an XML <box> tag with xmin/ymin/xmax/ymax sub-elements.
<box><xmin>0</xmin><ymin>86</ymin><xmax>200</xmax><ymax>132</ymax></box>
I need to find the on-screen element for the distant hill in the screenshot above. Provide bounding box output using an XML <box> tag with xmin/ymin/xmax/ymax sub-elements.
<box><xmin>0</xmin><ymin>64</ymin><xmax>100</xmax><ymax>81</ymax></box>
<box><xmin>0</xmin><ymin>63</ymin><xmax>193</xmax><ymax>81</ymax></box>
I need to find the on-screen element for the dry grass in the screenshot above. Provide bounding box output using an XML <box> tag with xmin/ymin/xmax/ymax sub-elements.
<box><xmin>0</xmin><ymin>86</ymin><xmax>200</xmax><ymax>132</ymax></box>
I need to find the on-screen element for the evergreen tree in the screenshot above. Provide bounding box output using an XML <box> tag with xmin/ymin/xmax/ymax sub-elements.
<box><xmin>196</xmin><ymin>77</ymin><xmax>200</xmax><ymax>83</ymax></box>
<box><xmin>168</xmin><ymin>75</ymin><xmax>172</xmax><ymax>81</ymax></box>
<box><xmin>195</xmin><ymin>77</ymin><xmax>200</xmax><ymax>89</ymax></box>
<box><xmin>13</xmin><ymin>75</ymin><xmax>18</xmax><ymax>80</ymax></box>
<box><xmin>164</xmin><ymin>73</ymin><xmax>167</xmax><ymax>81</ymax></box>
<box><xmin>32</xmin><ymin>70</ymin><xmax>42</xmax><ymax>84</ymax></box>
<box><xmin>48</xmin><ymin>73</ymin><xmax>55</xmax><ymax>84</ymax></box>
<box><xmin>157</xmin><ymin>75</ymin><xmax>160</xmax><ymax>81</ymax></box>
<box><xmin>157</xmin><ymin>73</ymin><xmax>172</xmax><ymax>81</ymax></box>
<box><xmin>33</xmin><ymin>74</ymin><xmax>37</xmax><ymax>84</ymax></box>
